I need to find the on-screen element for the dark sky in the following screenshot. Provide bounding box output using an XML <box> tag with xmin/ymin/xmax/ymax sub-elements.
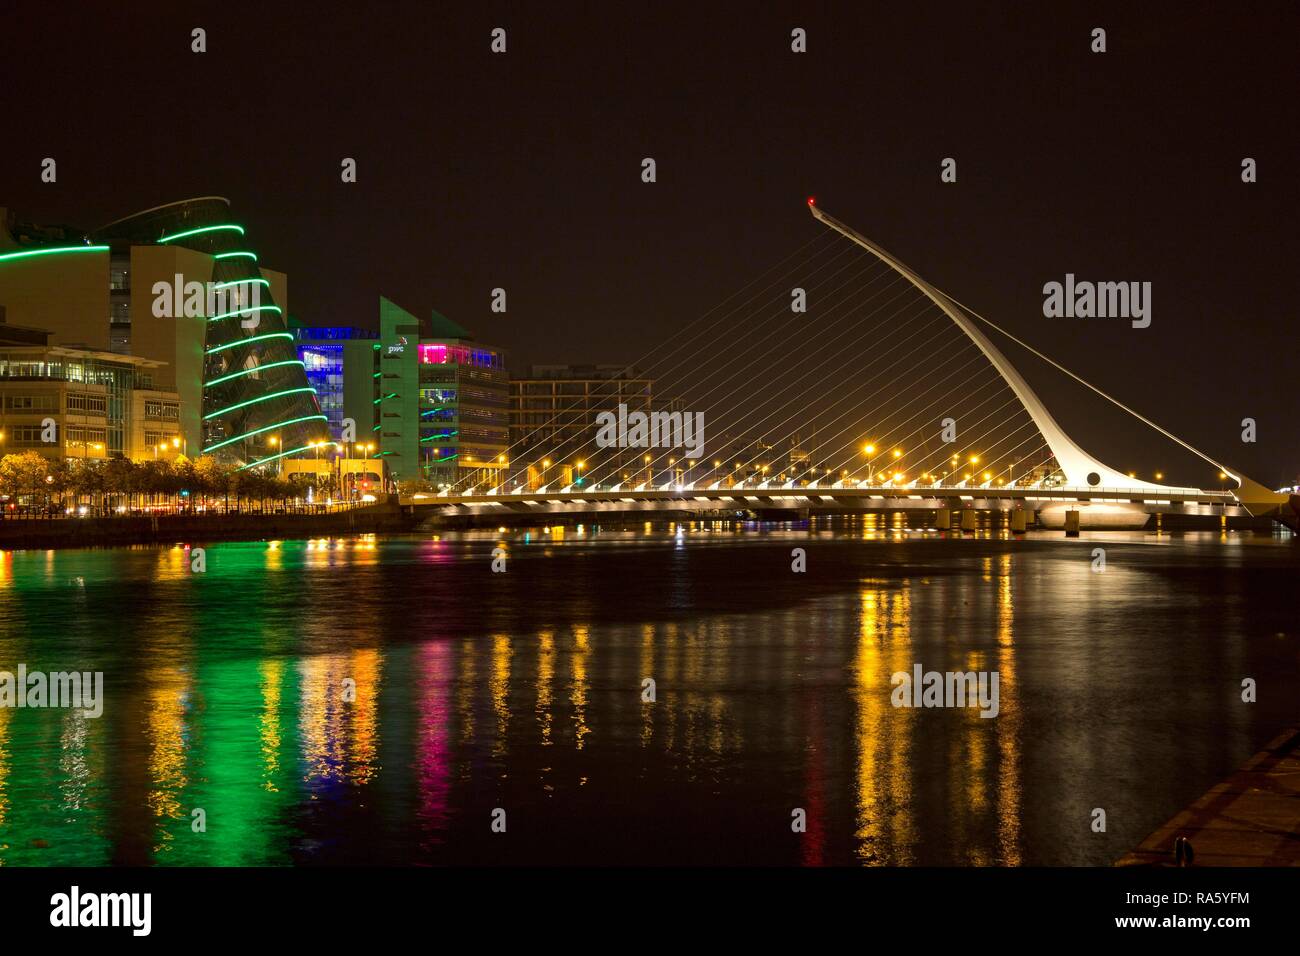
<box><xmin>4</xmin><ymin>1</ymin><xmax>1297</xmax><ymax>483</ymax></box>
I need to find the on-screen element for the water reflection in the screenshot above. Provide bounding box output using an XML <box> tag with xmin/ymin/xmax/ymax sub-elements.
<box><xmin>0</xmin><ymin>526</ymin><xmax>1293</xmax><ymax>865</ymax></box>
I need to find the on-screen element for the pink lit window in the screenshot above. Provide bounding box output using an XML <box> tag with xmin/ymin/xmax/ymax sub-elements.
<box><xmin>419</xmin><ymin>344</ymin><xmax>447</xmax><ymax>364</ymax></box>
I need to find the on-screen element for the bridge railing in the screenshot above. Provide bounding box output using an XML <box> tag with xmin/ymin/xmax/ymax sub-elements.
<box><xmin>418</xmin><ymin>481</ymin><xmax>1234</xmax><ymax>502</ymax></box>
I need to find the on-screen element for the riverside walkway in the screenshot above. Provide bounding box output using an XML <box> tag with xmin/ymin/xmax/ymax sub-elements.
<box><xmin>1119</xmin><ymin>727</ymin><xmax>1300</xmax><ymax>866</ymax></box>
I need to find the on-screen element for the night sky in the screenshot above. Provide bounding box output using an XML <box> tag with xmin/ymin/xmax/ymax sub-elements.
<box><xmin>4</xmin><ymin>2</ymin><xmax>1297</xmax><ymax>483</ymax></box>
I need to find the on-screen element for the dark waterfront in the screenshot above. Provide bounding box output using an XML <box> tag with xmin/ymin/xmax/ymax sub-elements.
<box><xmin>0</xmin><ymin>519</ymin><xmax>1296</xmax><ymax>866</ymax></box>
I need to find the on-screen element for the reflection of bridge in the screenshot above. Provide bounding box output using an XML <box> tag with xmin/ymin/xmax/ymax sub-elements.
<box><xmin>422</xmin><ymin>203</ymin><xmax>1296</xmax><ymax>530</ymax></box>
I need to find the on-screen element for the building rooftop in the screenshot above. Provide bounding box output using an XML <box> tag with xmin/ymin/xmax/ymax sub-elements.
<box><xmin>0</xmin><ymin>341</ymin><xmax>167</xmax><ymax>367</ymax></box>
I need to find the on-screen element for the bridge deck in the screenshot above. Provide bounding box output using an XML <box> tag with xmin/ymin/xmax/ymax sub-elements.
<box><xmin>405</xmin><ymin>484</ymin><xmax>1237</xmax><ymax>510</ymax></box>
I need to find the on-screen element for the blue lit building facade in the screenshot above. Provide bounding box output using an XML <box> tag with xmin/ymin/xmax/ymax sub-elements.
<box><xmin>292</xmin><ymin>325</ymin><xmax>378</xmax><ymax>443</ymax></box>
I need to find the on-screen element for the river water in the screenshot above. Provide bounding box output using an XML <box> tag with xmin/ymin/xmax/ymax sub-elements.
<box><xmin>0</xmin><ymin>519</ymin><xmax>1295</xmax><ymax>865</ymax></box>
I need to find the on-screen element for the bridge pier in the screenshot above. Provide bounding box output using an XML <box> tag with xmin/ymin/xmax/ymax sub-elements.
<box><xmin>934</xmin><ymin>509</ymin><xmax>950</xmax><ymax>530</ymax></box>
<box><xmin>960</xmin><ymin>509</ymin><xmax>977</xmax><ymax>532</ymax></box>
<box><xmin>1010</xmin><ymin>509</ymin><xmax>1027</xmax><ymax>533</ymax></box>
<box><xmin>1064</xmin><ymin>510</ymin><xmax>1080</xmax><ymax>537</ymax></box>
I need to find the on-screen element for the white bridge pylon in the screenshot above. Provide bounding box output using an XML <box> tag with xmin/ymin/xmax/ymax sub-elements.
<box><xmin>807</xmin><ymin>201</ymin><xmax>1286</xmax><ymax>513</ymax></box>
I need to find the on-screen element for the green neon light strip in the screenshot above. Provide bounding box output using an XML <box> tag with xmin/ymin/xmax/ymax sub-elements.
<box><xmin>203</xmin><ymin>387</ymin><xmax>316</xmax><ymax>421</ymax></box>
<box><xmin>239</xmin><ymin>444</ymin><xmax>338</xmax><ymax>476</ymax></box>
<box><xmin>373</xmin><ymin>392</ymin><xmax>398</xmax><ymax>404</ymax></box>
<box><xmin>206</xmin><ymin>331</ymin><xmax>294</xmax><ymax>354</ymax></box>
<box><xmin>203</xmin><ymin>414</ymin><xmax>327</xmax><ymax>453</ymax></box>
<box><xmin>214</xmin><ymin>251</ymin><xmax>258</xmax><ymax>262</ymax></box>
<box><xmin>430</xmin><ymin>454</ymin><xmax>458</xmax><ymax>463</ymax></box>
<box><xmin>372</xmin><ymin>424</ymin><xmax>381</xmax><ymax>431</ymax></box>
<box><xmin>158</xmin><ymin>224</ymin><xmax>245</xmax><ymax>244</ymax></box>
<box><xmin>0</xmin><ymin>245</ymin><xmax>109</xmax><ymax>264</ymax></box>
<box><xmin>420</xmin><ymin>430</ymin><xmax>458</xmax><ymax>442</ymax></box>
<box><xmin>205</xmin><ymin>359</ymin><xmax>306</xmax><ymax>388</ymax></box>
<box><xmin>207</xmin><ymin>304</ymin><xmax>283</xmax><ymax>323</ymax></box>
<box><xmin>211</xmin><ymin>278</ymin><xmax>270</xmax><ymax>291</ymax></box>
<box><xmin>373</xmin><ymin>372</ymin><xmax>382</xmax><ymax>378</ymax></box>
<box><xmin>420</xmin><ymin>406</ymin><xmax>445</xmax><ymax>417</ymax></box>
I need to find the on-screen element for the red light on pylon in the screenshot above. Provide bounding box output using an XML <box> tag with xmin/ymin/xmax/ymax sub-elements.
<box><xmin>807</xmin><ymin>196</ymin><xmax>816</xmax><ymax>206</ymax></box>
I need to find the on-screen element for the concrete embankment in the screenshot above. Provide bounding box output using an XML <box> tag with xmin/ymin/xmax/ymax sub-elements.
<box><xmin>0</xmin><ymin>502</ymin><xmax>414</xmax><ymax>549</ymax></box>
<box><xmin>1118</xmin><ymin>727</ymin><xmax>1300</xmax><ymax>866</ymax></box>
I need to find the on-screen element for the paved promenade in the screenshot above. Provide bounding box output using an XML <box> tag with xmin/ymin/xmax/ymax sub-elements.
<box><xmin>1120</xmin><ymin>727</ymin><xmax>1300</xmax><ymax>866</ymax></box>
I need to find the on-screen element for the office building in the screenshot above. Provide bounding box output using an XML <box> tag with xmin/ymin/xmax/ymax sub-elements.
<box><xmin>0</xmin><ymin>199</ymin><xmax>328</xmax><ymax>469</ymax></box>
<box><xmin>0</xmin><ymin>323</ymin><xmax>181</xmax><ymax>461</ymax></box>
<box><xmin>376</xmin><ymin>297</ymin><xmax>508</xmax><ymax>487</ymax></box>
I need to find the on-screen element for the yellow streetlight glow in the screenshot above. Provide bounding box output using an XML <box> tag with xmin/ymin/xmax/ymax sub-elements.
<box><xmin>863</xmin><ymin>443</ymin><xmax>875</xmax><ymax>455</ymax></box>
<box><xmin>969</xmin><ymin>455</ymin><xmax>979</xmax><ymax>464</ymax></box>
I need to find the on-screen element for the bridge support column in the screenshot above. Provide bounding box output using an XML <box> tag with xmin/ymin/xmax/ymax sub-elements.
<box><xmin>1064</xmin><ymin>510</ymin><xmax>1080</xmax><ymax>537</ymax></box>
<box><xmin>1010</xmin><ymin>509</ymin><xmax>1027</xmax><ymax>533</ymax></box>
<box><xmin>934</xmin><ymin>508</ymin><xmax>950</xmax><ymax>530</ymax></box>
<box><xmin>960</xmin><ymin>509</ymin><xmax>977</xmax><ymax>532</ymax></box>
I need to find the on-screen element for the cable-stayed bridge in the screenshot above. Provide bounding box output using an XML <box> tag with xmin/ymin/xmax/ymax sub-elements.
<box><xmin>405</xmin><ymin>203</ymin><xmax>1297</xmax><ymax>532</ymax></box>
